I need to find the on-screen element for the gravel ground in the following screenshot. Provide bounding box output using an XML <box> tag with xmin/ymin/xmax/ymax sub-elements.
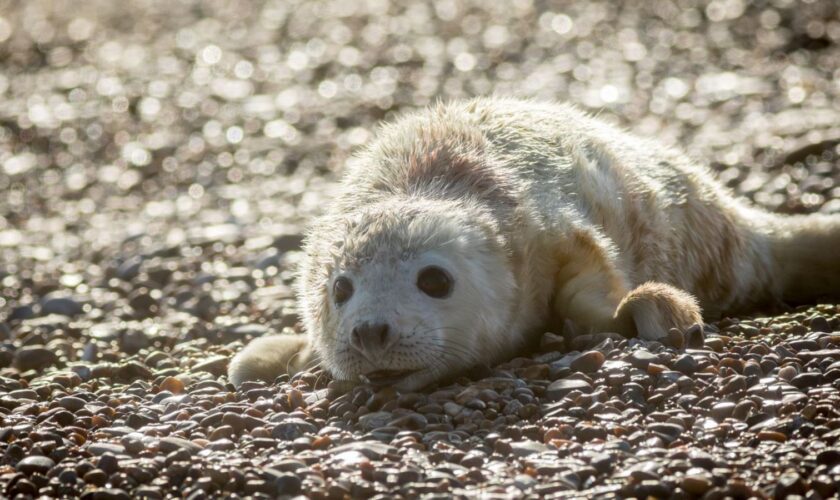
<box><xmin>2</xmin><ymin>0</ymin><xmax>840</xmax><ymax>498</ymax></box>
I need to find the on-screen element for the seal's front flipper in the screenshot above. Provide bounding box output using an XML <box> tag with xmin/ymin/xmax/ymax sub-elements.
<box><xmin>228</xmin><ymin>334</ymin><xmax>316</xmax><ymax>387</ymax></box>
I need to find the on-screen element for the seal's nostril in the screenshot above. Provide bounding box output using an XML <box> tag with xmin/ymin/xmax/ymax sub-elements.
<box><xmin>351</xmin><ymin>322</ymin><xmax>392</xmax><ymax>353</ymax></box>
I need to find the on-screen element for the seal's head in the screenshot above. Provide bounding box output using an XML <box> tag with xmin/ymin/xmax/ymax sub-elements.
<box><xmin>298</xmin><ymin>197</ymin><xmax>517</xmax><ymax>390</ymax></box>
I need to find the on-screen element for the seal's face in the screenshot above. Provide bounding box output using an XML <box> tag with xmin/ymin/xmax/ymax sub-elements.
<box><xmin>299</xmin><ymin>200</ymin><xmax>517</xmax><ymax>391</ymax></box>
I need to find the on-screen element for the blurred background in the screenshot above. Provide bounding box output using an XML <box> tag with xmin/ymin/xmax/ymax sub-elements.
<box><xmin>0</xmin><ymin>0</ymin><xmax>839</xmax><ymax>323</ymax></box>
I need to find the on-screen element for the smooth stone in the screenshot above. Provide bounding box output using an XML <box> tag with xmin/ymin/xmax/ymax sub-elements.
<box><xmin>329</xmin><ymin>441</ymin><xmax>397</xmax><ymax>460</ymax></box>
<box><xmin>682</xmin><ymin>474</ymin><xmax>712</xmax><ymax>495</ymax></box>
<box><xmin>790</xmin><ymin>372</ymin><xmax>822</xmax><ymax>390</ymax></box>
<box><xmin>158</xmin><ymin>437</ymin><xmax>202</xmax><ymax>455</ymax></box>
<box><xmin>570</xmin><ymin>351</ymin><xmax>606</xmax><ymax>373</ymax></box>
<box><xmin>545</xmin><ymin>378</ymin><xmax>592</xmax><ymax>400</ymax></box>
<box><xmin>272</xmin><ymin>418</ymin><xmax>318</xmax><ymax>440</ymax></box>
<box><xmin>40</xmin><ymin>295</ymin><xmax>84</xmax><ymax>316</ymax></box>
<box><xmin>673</xmin><ymin>354</ymin><xmax>699</xmax><ymax>375</ymax></box>
<box><xmin>628</xmin><ymin>349</ymin><xmax>657</xmax><ymax>369</ymax></box>
<box><xmin>685</xmin><ymin>324</ymin><xmax>705</xmax><ymax>349</ymax></box>
<box><xmin>710</xmin><ymin>402</ymin><xmax>735</xmax><ymax>420</ymax></box>
<box><xmin>510</xmin><ymin>440</ymin><xmax>549</xmax><ymax>457</ymax></box>
<box><xmin>358</xmin><ymin>411</ymin><xmax>392</xmax><ymax>431</ymax></box>
<box><xmin>15</xmin><ymin>456</ymin><xmax>55</xmax><ymax>475</ymax></box>
<box><xmin>88</xmin><ymin>442</ymin><xmax>127</xmax><ymax>456</ymax></box>
<box><xmin>191</xmin><ymin>355</ymin><xmax>229</xmax><ymax>376</ymax></box>
<box><xmin>13</xmin><ymin>346</ymin><xmax>58</xmax><ymax>371</ymax></box>
<box><xmin>91</xmin><ymin>488</ymin><xmax>131</xmax><ymax>500</ymax></box>
<box><xmin>263</xmin><ymin>469</ymin><xmax>303</xmax><ymax>495</ymax></box>
<box><xmin>58</xmin><ymin>396</ymin><xmax>86</xmax><ymax>412</ymax></box>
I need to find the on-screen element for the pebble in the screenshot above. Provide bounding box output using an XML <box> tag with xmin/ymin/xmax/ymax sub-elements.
<box><xmin>628</xmin><ymin>349</ymin><xmax>657</xmax><ymax>369</ymax></box>
<box><xmin>191</xmin><ymin>356</ymin><xmax>229</xmax><ymax>376</ymax></box>
<box><xmin>15</xmin><ymin>456</ymin><xmax>55</xmax><ymax>475</ymax></box>
<box><xmin>545</xmin><ymin>378</ymin><xmax>592</xmax><ymax>400</ymax></box>
<box><xmin>13</xmin><ymin>346</ymin><xmax>58</xmax><ymax>371</ymax></box>
<box><xmin>674</xmin><ymin>354</ymin><xmax>699</xmax><ymax>375</ymax></box>
<box><xmin>158</xmin><ymin>437</ymin><xmax>202</xmax><ymax>455</ymax></box>
<box><xmin>570</xmin><ymin>351</ymin><xmax>606</xmax><ymax>373</ymax></box>
<box><xmin>510</xmin><ymin>440</ymin><xmax>550</xmax><ymax>457</ymax></box>
<box><xmin>272</xmin><ymin>418</ymin><xmax>318</xmax><ymax>440</ymax></box>
<box><xmin>682</xmin><ymin>474</ymin><xmax>713</xmax><ymax>495</ymax></box>
<box><xmin>88</xmin><ymin>443</ymin><xmax>126</xmax><ymax>456</ymax></box>
<box><xmin>40</xmin><ymin>295</ymin><xmax>84</xmax><ymax>316</ymax></box>
<box><xmin>57</xmin><ymin>396</ymin><xmax>86</xmax><ymax>411</ymax></box>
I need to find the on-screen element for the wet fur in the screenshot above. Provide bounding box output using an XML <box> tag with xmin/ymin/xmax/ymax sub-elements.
<box><xmin>229</xmin><ymin>97</ymin><xmax>840</xmax><ymax>389</ymax></box>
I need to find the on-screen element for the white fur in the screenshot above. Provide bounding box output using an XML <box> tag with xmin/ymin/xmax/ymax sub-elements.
<box><xmin>229</xmin><ymin>97</ymin><xmax>840</xmax><ymax>389</ymax></box>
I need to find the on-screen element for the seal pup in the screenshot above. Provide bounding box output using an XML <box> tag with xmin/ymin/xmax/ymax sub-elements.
<box><xmin>229</xmin><ymin>97</ymin><xmax>840</xmax><ymax>390</ymax></box>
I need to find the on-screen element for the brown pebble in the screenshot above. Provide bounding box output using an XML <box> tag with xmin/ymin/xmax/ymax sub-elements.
<box><xmin>732</xmin><ymin>400</ymin><xmax>755</xmax><ymax>420</ymax></box>
<box><xmin>251</xmin><ymin>427</ymin><xmax>271</xmax><ymax>439</ymax></box>
<box><xmin>705</xmin><ymin>338</ymin><xmax>725</xmax><ymax>352</ymax></box>
<box><xmin>757</xmin><ymin>431</ymin><xmax>787</xmax><ymax>442</ymax></box>
<box><xmin>160</xmin><ymin>376</ymin><xmax>185</xmax><ymax>394</ymax></box>
<box><xmin>288</xmin><ymin>389</ymin><xmax>305</xmax><ymax>409</ymax></box>
<box><xmin>83</xmin><ymin>468</ymin><xmax>108</xmax><ymax>486</ymax></box>
<box><xmin>682</xmin><ymin>475</ymin><xmax>712</xmax><ymax>495</ymax></box>
<box><xmin>570</xmin><ymin>351</ymin><xmax>606</xmax><ymax>373</ymax></box>
<box><xmin>778</xmin><ymin>365</ymin><xmax>797</xmax><ymax>381</ymax></box>
<box><xmin>647</xmin><ymin>363</ymin><xmax>668</xmax><ymax>375</ymax></box>
<box><xmin>685</xmin><ymin>324</ymin><xmax>705</xmax><ymax>349</ymax></box>
<box><xmin>312</xmin><ymin>436</ymin><xmax>332</xmax><ymax>449</ymax></box>
<box><xmin>719</xmin><ymin>358</ymin><xmax>743</xmax><ymax>372</ymax></box>
<box><xmin>666</xmin><ymin>328</ymin><xmax>684</xmax><ymax>350</ymax></box>
<box><xmin>209</xmin><ymin>425</ymin><xmax>234</xmax><ymax>441</ymax></box>
<box><xmin>721</xmin><ymin>375</ymin><xmax>747</xmax><ymax>395</ymax></box>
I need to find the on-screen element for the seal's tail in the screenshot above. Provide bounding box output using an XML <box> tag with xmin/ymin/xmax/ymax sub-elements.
<box><xmin>766</xmin><ymin>213</ymin><xmax>840</xmax><ymax>304</ymax></box>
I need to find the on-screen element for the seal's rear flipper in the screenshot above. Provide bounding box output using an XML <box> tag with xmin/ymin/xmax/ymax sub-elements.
<box><xmin>766</xmin><ymin>213</ymin><xmax>840</xmax><ymax>304</ymax></box>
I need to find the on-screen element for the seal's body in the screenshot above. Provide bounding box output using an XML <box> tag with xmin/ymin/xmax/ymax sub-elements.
<box><xmin>229</xmin><ymin>98</ymin><xmax>840</xmax><ymax>390</ymax></box>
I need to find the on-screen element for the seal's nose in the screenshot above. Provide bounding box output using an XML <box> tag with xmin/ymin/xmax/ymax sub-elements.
<box><xmin>350</xmin><ymin>321</ymin><xmax>395</xmax><ymax>355</ymax></box>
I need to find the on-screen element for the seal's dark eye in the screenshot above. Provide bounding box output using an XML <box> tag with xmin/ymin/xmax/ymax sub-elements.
<box><xmin>333</xmin><ymin>277</ymin><xmax>354</xmax><ymax>305</ymax></box>
<box><xmin>417</xmin><ymin>266</ymin><xmax>453</xmax><ymax>298</ymax></box>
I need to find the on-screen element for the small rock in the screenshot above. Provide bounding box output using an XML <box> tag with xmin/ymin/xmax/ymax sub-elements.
<box><xmin>272</xmin><ymin>418</ymin><xmax>318</xmax><ymax>440</ymax></box>
<box><xmin>191</xmin><ymin>355</ymin><xmax>229</xmax><ymax>376</ymax></box>
<box><xmin>41</xmin><ymin>295</ymin><xmax>84</xmax><ymax>316</ymax></box>
<box><xmin>13</xmin><ymin>346</ymin><xmax>58</xmax><ymax>371</ymax></box>
<box><xmin>264</xmin><ymin>469</ymin><xmax>303</xmax><ymax>495</ymax></box>
<box><xmin>674</xmin><ymin>354</ymin><xmax>699</xmax><ymax>375</ymax></box>
<box><xmin>57</xmin><ymin>396</ymin><xmax>86</xmax><ymax>412</ymax></box>
<box><xmin>91</xmin><ymin>488</ymin><xmax>132</xmax><ymax>500</ymax></box>
<box><xmin>685</xmin><ymin>324</ymin><xmax>704</xmax><ymax>349</ymax></box>
<box><xmin>88</xmin><ymin>443</ymin><xmax>126</xmax><ymax>456</ymax></box>
<box><xmin>628</xmin><ymin>349</ymin><xmax>657</xmax><ymax>369</ymax></box>
<box><xmin>329</xmin><ymin>441</ymin><xmax>397</xmax><ymax>460</ymax></box>
<box><xmin>15</xmin><ymin>456</ymin><xmax>55</xmax><ymax>475</ymax></box>
<box><xmin>510</xmin><ymin>440</ymin><xmax>549</xmax><ymax>457</ymax></box>
<box><xmin>710</xmin><ymin>402</ymin><xmax>735</xmax><ymax>421</ymax></box>
<box><xmin>570</xmin><ymin>351</ymin><xmax>606</xmax><ymax>373</ymax></box>
<box><xmin>682</xmin><ymin>474</ymin><xmax>712</xmax><ymax>495</ymax></box>
<box><xmin>545</xmin><ymin>378</ymin><xmax>592</xmax><ymax>400</ymax></box>
<box><xmin>158</xmin><ymin>437</ymin><xmax>202</xmax><ymax>455</ymax></box>
<box><xmin>774</xmin><ymin>471</ymin><xmax>805</xmax><ymax>498</ymax></box>
<box><xmin>790</xmin><ymin>371</ymin><xmax>822</xmax><ymax>390</ymax></box>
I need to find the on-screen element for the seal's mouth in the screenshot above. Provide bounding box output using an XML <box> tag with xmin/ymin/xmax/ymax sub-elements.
<box><xmin>360</xmin><ymin>369</ymin><xmax>419</xmax><ymax>387</ymax></box>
